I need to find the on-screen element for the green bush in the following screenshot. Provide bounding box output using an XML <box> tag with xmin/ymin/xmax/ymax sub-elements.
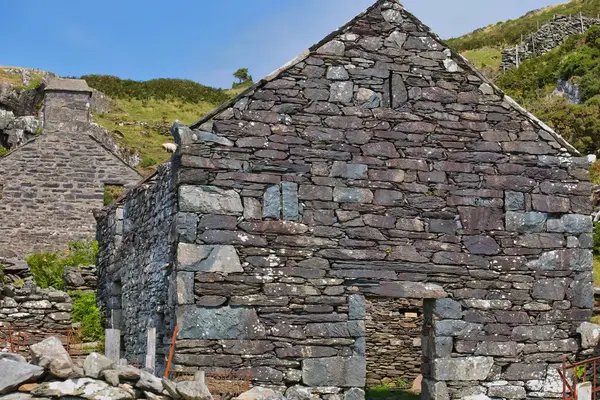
<box><xmin>81</xmin><ymin>75</ymin><xmax>230</xmax><ymax>105</ymax></box>
<box><xmin>71</xmin><ymin>291</ymin><xmax>104</xmax><ymax>342</ymax></box>
<box><xmin>139</xmin><ymin>157</ymin><xmax>158</xmax><ymax>168</ymax></box>
<box><xmin>25</xmin><ymin>240</ymin><xmax>99</xmax><ymax>290</ymax></box>
<box><xmin>0</xmin><ymin>146</ymin><xmax>9</xmax><ymax>157</ymax></box>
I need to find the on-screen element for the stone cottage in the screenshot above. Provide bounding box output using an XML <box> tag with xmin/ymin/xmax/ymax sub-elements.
<box><xmin>96</xmin><ymin>1</ymin><xmax>594</xmax><ymax>399</ymax></box>
<box><xmin>0</xmin><ymin>78</ymin><xmax>141</xmax><ymax>259</ymax></box>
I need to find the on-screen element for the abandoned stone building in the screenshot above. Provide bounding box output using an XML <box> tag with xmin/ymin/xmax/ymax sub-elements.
<box><xmin>0</xmin><ymin>78</ymin><xmax>141</xmax><ymax>259</ymax></box>
<box><xmin>96</xmin><ymin>1</ymin><xmax>594</xmax><ymax>399</ymax></box>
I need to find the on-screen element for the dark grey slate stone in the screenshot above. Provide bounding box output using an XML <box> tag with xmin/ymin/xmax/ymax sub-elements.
<box><xmin>463</xmin><ymin>235</ymin><xmax>501</xmax><ymax>255</ymax></box>
<box><xmin>532</xmin><ymin>278</ymin><xmax>570</xmax><ymax>301</ymax></box>
<box><xmin>505</xmin><ymin>211</ymin><xmax>548</xmax><ymax>233</ymax></box>
<box><xmin>176</xmin><ymin>305</ymin><xmax>266</xmax><ymax>339</ymax></box>
<box><xmin>330</xmin><ymin>161</ymin><xmax>368</xmax><ymax>179</ymax></box>
<box><xmin>282</xmin><ymin>182</ymin><xmax>300</xmax><ymax>221</ymax></box>
<box><xmin>302</xmin><ymin>356</ymin><xmax>366</xmax><ymax>387</ymax></box>
<box><xmin>348</xmin><ymin>294</ymin><xmax>366</xmax><ymax>320</ymax></box>
<box><xmin>263</xmin><ymin>184</ymin><xmax>282</xmax><ymax>219</ymax></box>
<box><xmin>333</xmin><ymin>187</ymin><xmax>373</xmax><ymax>203</ymax></box>
<box><xmin>505</xmin><ymin>191</ymin><xmax>525</xmax><ymax>211</ymax></box>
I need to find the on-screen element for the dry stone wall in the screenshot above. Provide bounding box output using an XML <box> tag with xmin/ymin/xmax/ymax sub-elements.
<box><xmin>97</xmin><ymin>1</ymin><xmax>594</xmax><ymax>399</ymax></box>
<box><xmin>96</xmin><ymin>162</ymin><xmax>177</xmax><ymax>372</ymax></box>
<box><xmin>0</xmin><ymin>282</ymin><xmax>72</xmax><ymax>332</ymax></box>
<box><xmin>500</xmin><ymin>15</ymin><xmax>600</xmax><ymax>70</ymax></box>
<box><xmin>365</xmin><ymin>298</ymin><xmax>423</xmax><ymax>387</ymax></box>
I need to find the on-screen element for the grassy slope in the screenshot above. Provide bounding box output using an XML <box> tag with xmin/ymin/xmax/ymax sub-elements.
<box><xmin>447</xmin><ymin>0</ymin><xmax>600</xmax><ymax>52</ymax></box>
<box><xmin>84</xmin><ymin>76</ymin><xmax>249</xmax><ymax>172</ymax></box>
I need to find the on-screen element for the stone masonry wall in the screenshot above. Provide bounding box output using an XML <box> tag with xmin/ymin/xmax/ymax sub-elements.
<box><xmin>0</xmin><ymin>281</ymin><xmax>72</xmax><ymax>332</ymax></box>
<box><xmin>97</xmin><ymin>1</ymin><xmax>594</xmax><ymax>399</ymax></box>
<box><xmin>500</xmin><ymin>15</ymin><xmax>600</xmax><ymax>70</ymax></box>
<box><xmin>96</xmin><ymin>162</ymin><xmax>177</xmax><ymax>373</ymax></box>
<box><xmin>0</xmin><ymin>87</ymin><xmax>141</xmax><ymax>259</ymax></box>
<box><xmin>365</xmin><ymin>298</ymin><xmax>423</xmax><ymax>387</ymax></box>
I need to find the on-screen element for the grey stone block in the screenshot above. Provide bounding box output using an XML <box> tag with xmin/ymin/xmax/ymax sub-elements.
<box><xmin>302</xmin><ymin>356</ymin><xmax>366</xmax><ymax>387</ymax></box>
<box><xmin>330</xmin><ymin>162</ymin><xmax>368</xmax><ymax>180</ymax></box>
<box><xmin>264</xmin><ymin>184</ymin><xmax>282</xmax><ymax>219</ymax></box>
<box><xmin>348</xmin><ymin>294</ymin><xmax>365</xmax><ymax>320</ymax></box>
<box><xmin>179</xmin><ymin>185</ymin><xmax>243</xmax><ymax>215</ymax></box>
<box><xmin>420</xmin><ymin>379</ymin><xmax>449</xmax><ymax>400</ymax></box>
<box><xmin>176</xmin><ymin>305</ymin><xmax>265</xmax><ymax>339</ymax></box>
<box><xmin>344</xmin><ymin>388</ymin><xmax>365</xmax><ymax>400</ymax></box>
<box><xmin>282</xmin><ymin>182</ymin><xmax>300</xmax><ymax>221</ymax></box>
<box><xmin>177</xmin><ymin>244</ymin><xmax>243</xmax><ymax>273</ymax></box>
<box><xmin>333</xmin><ymin>187</ymin><xmax>373</xmax><ymax>203</ymax></box>
<box><xmin>430</xmin><ymin>298</ymin><xmax>462</xmax><ymax>319</ymax></box>
<box><xmin>505</xmin><ymin>191</ymin><xmax>525</xmax><ymax>211</ymax></box>
<box><xmin>577</xmin><ymin>322</ymin><xmax>600</xmax><ymax>349</ymax></box>
<box><xmin>505</xmin><ymin>211</ymin><xmax>547</xmax><ymax>233</ymax></box>
<box><xmin>432</xmin><ymin>357</ymin><xmax>494</xmax><ymax>381</ymax></box>
<box><xmin>532</xmin><ymin>278</ymin><xmax>570</xmax><ymax>301</ymax></box>
<box><xmin>176</xmin><ymin>272</ymin><xmax>195</xmax><ymax>305</ymax></box>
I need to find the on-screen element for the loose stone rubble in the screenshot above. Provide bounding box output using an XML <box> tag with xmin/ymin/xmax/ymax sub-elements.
<box><xmin>0</xmin><ymin>337</ymin><xmax>218</xmax><ymax>400</ymax></box>
<box><xmin>96</xmin><ymin>1</ymin><xmax>594</xmax><ymax>399</ymax></box>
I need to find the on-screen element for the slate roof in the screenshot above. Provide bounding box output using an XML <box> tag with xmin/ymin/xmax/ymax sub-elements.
<box><xmin>189</xmin><ymin>0</ymin><xmax>579</xmax><ymax>155</ymax></box>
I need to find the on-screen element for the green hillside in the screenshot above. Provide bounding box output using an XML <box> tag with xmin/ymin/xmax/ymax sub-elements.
<box><xmin>447</xmin><ymin>0</ymin><xmax>600</xmax><ymax>52</ymax></box>
<box><xmin>83</xmin><ymin>75</ymin><xmax>244</xmax><ymax>173</ymax></box>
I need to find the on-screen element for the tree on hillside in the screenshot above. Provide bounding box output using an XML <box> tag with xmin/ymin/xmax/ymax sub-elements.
<box><xmin>232</xmin><ymin>68</ymin><xmax>253</xmax><ymax>88</ymax></box>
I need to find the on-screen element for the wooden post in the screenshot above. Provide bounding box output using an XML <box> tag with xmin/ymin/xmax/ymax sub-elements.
<box><xmin>105</xmin><ymin>329</ymin><xmax>121</xmax><ymax>363</ymax></box>
<box><xmin>194</xmin><ymin>371</ymin><xmax>205</xmax><ymax>384</ymax></box>
<box><xmin>515</xmin><ymin>45</ymin><xmax>520</xmax><ymax>69</ymax></box>
<box><xmin>145</xmin><ymin>327</ymin><xmax>156</xmax><ymax>374</ymax></box>
<box><xmin>581</xmin><ymin>12</ymin><xmax>585</xmax><ymax>34</ymax></box>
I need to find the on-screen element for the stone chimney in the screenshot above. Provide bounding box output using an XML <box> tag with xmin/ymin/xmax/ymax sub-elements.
<box><xmin>43</xmin><ymin>78</ymin><xmax>92</xmax><ymax>131</ymax></box>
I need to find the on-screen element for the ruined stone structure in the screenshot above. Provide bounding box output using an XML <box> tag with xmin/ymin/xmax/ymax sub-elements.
<box><xmin>97</xmin><ymin>1</ymin><xmax>594</xmax><ymax>399</ymax></box>
<box><xmin>0</xmin><ymin>78</ymin><xmax>141</xmax><ymax>259</ymax></box>
<box><xmin>500</xmin><ymin>14</ymin><xmax>600</xmax><ymax>71</ymax></box>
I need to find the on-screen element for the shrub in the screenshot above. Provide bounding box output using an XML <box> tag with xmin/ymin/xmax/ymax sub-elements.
<box><xmin>0</xmin><ymin>146</ymin><xmax>9</xmax><ymax>157</ymax></box>
<box><xmin>81</xmin><ymin>75</ymin><xmax>230</xmax><ymax>105</ymax></box>
<box><xmin>71</xmin><ymin>291</ymin><xmax>104</xmax><ymax>342</ymax></box>
<box><xmin>103</xmin><ymin>185</ymin><xmax>125</xmax><ymax>206</ymax></box>
<box><xmin>25</xmin><ymin>240</ymin><xmax>99</xmax><ymax>290</ymax></box>
<box><xmin>139</xmin><ymin>157</ymin><xmax>158</xmax><ymax>168</ymax></box>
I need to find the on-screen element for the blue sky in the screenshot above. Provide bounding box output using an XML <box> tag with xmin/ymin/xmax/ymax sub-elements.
<box><xmin>3</xmin><ymin>0</ymin><xmax>565</xmax><ymax>88</ymax></box>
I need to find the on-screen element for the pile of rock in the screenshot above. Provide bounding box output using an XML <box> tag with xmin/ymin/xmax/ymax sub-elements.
<box><xmin>0</xmin><ymin>337</ymin><xmax>213</xmax><ymax>399</ymax></box>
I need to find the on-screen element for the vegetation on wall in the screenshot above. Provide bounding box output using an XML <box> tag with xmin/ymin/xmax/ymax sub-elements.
<box><xmin>25</xmin><ymin>240</ymin><xmax>99</xmax><ymax>290</ymax></box>
<box><xmin>103</xmin><ymin>185</ymin><xmax>126</xmax><ymax>206</ymax></box>
<box><xmin>0</xmin><ymin>146</ymin><xmax>9</xmax><ymax>157</ymax></box>
<box><xmin>71</xmin><ymin>291</ymin><xmax>104</xmax><ymax>342</ymax></box>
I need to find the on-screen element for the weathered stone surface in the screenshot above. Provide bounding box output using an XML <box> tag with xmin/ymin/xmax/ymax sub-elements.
<box><xmin>505</xmin><ymin>211</ymin><xmax>548</xmax><ymax>233</ymax></box>
<box><xmin>136</xmin><ymin>371</ymin><xmax>164</xmax><ymax>394</ymax></box>
<box><xmin>0</xmin><ymin>360</ymin><xmax>45</xmax><ymax>394</ymax></box>
<box><xmin>177</xmin><ymin>244</ymin><xmax>243</xmax><ymax>274</ymax></box>
<box><xmin>463</xmin><ymin>235</ymin><xmax>501</xmax><ymax>255</ymax></box>
<box><xmin>432</xmin><ymin>357</ymin><xmax>494</xmax><ymax>381</ymax></box>
<box><xmin>179</xmin><ymin>185</ymin><xmax>243</xmax><ymax>215</ymax></box>
<box><xmin>177</xmin><ymin>305</ymin><xmax>265</xmax><ymax>339</ymax></box>
<box><xmin>364</xmin><ymin>282</ymin><xmax>446</xmax><ymax>299</ymax></box>
<box><xmin>31</xmin><ymin>377</ymin><xmax>134</xmax><ymax>399</ymax></box>
<box><xmin>302</xmin><ymin>356</ymin><xmax>366</xmax><ymax>387</ymax></box>
<box><xmin>333</xmin><ymin>187</ymin><xmax>373</xmax><ymax>203</ymax></box>
<box><xmin>430</xmin><ymin>298</ymin><xmax>462</xmax><ymax>319</ymax></box>
<box><xmin>30</xmin><ymin>336</ymin><xmax>73</xmax><ymax>379</ymax></box>
<box><xmin>83</xmin><ymin>353</ymin><xmax>115</xmax><ymax>379</ymax></box>
<box><xmin>577</xmin><ymin>322</ymin><xmax>600</xmax><ymax>349</ymax></box>
<box><xmin>237</xmin><ymin>387</ymin><xmax>284</xmax><ymax>400</ymax></box>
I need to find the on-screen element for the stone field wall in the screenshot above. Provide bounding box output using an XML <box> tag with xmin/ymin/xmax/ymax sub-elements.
<box><xmin>97</xmin><ymin>1</ymin><xmax>594</xmax><ymax>399</ymax></box>
<box><xmin>365</xmin><ymin>298</ymin><xmax>423</xmax><ymax>387</ymax></box>
<box><xmin>96</xmin><ymin>162</ymin><xmax>177</xmax><ymax>372</ymax></box>
<box><xmin>0</xmin><ymin>282</ymin><xmax>72</xmax><ymax>332</ymax></box>
<box><xmin>500</xmin><ymin>15</ymin><xmax>600</xmax><ymax>70</ymax></box>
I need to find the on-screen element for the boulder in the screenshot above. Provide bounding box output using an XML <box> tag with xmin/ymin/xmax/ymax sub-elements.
<box><xmin>135</xmin><ymin>371</ymin><xmax>164</xmax><ymax>394</ymax></box>
<box><xmin>0</xmin><ymin>353</ymin><xmax>26</xmax><ymax>363</ymax></box>
<box><xmin>117</xmin><ymin>365</ymin><xmax>141</xmax><ymax>381</ymax></box>
<box><xmin>83</xmin><ymin>352</ymin><xmax>115</xmax><ymax>379</ymax></box>
<box><xmin>102</xmin><ymin>369</ymin><xmax>120</xmax><ymax>386</ymax></box>
<box><xmin>0</xmin><ymin>360</ymin><xmax>45</xmax><ymax>394</ymax></box>
<box><xmin>30</xmin><ymin>336</ymin><xmax>74</xmax><ymax>378</ymax></box>
<box><xmin>577</xmin><ymin>322</ymin><xmax>600</xmax><ymax>349</ymax></box>
<box><xmin>162</xmin><ymin>378</ymin><xmax>182</xmax><ymax>400</ymax></box>
<box><xmin>236</xmin><ymin>387</ymin><xmax>284</xmax><ymax>400</ymax></box>
<box><xmin>176</xmin><ymin>380</ymin><xmax>213</xmax><ymax>400</ymax></box>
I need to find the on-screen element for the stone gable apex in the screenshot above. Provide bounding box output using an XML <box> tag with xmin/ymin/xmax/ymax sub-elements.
<box><xmin>189</xmin><ymin>0</ymin><xmax>578</xmax><ymax>155</ymax></box>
